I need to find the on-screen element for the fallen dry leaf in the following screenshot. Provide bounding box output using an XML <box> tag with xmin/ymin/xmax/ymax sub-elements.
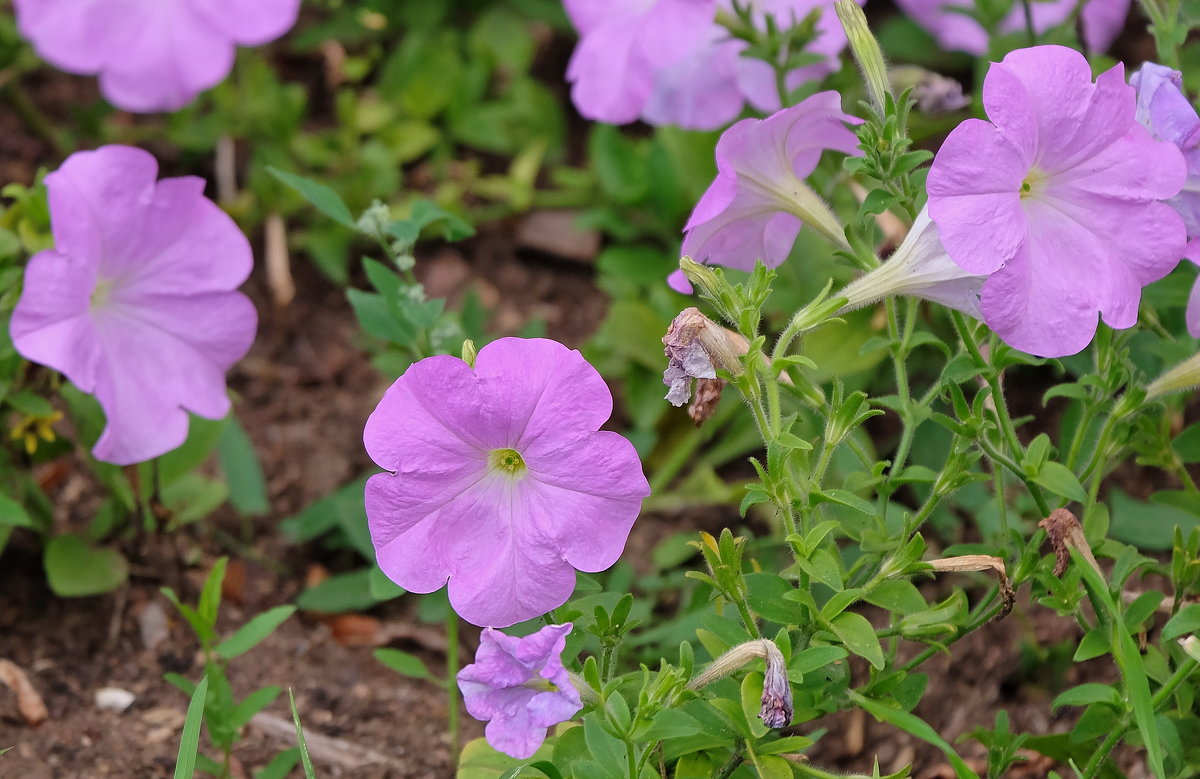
<box><xmin>0</xmin><ymin>658</ymin><xmax>48</xmax><ymax>726</ymax></box>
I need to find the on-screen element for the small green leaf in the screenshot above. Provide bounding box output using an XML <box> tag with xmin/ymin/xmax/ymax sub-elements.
<box><xmin>43</xmin><ymin>535</ymin><xmax>128</xmax><ymax>596</ymax></box>
<box><xmin>374</xmin><ymin>648</ymin><xmax>434</xmax><ymax>681</ymax></box>
<box><xmin>0</xmin><ymin>494</ymin><xmax>34</xmax><ymax>529</ymax></box>
<box><xmin>1051</xmin><ymin>683</ymin><xmax>1122</xmax><ymax>711</ymax></box>
<box><xmin>829</xmin><ymin>612</ymin><xmax>885</xmax><ymax>669</ymax></box>
<box><xmin>217</xmin><ymin>418</ymin><xmax>270</xmax><ymax>516</ymax></box>
<box><xmin>173</xmin><ymin>676</ymin><xmax>209</xmax><ymax>779</ymax></box>
<box><xmin>269</xmin><ymin>168</ymin><xmax>356</xmax><ymax>229</ymax></box>
<box><xmin>1032</xmin><ymin>462</ymin><xmax>1087</xmax><ymax>503</ymax></box>
<box><xmin>215</xmin><ymin>606</ymin><xmax>296</xmax><ymax>660</ymax></box>
<box><xmin>1163</xmin><ymin>603</ymin><xmax>1200</xmax><ymax>641</ymax></box>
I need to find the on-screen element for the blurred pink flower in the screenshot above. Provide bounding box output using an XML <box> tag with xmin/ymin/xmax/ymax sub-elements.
<box><xmin>565</xmin><ymin>0</ymin><xmax>849</xmax><ymax>130</ymax></box>
<box><xmin>457</xmin><ymin>623</ymin><xmax>582</xmax><ymax>759</ymax></box>
<box><xmin>14</xmin><ymin>0</ymin><xmax>300</xmax><ymax>112</ymax></box>
<box><xmin>928</xmin><ymin>45</ymin><xmax>1186</xmax><ymax>357</ymax></box>
<box><xmin>364</xmin><ymin>338</ymin><xmax>650</xmax><ymax>628</ymax></box>
<box><xmin>894</xmin><ymin>0</ymin><xmax>1129</xmax><ymax>56</ymax></box>
<box><xmin>11</xmin><ymin>146</ymin><xmax>257</xmax><ymax>465</ymax></box>
<box><xmin>671</xmin><ymin>91</ymin><xmax>861</xmax><ymax>292</ymax></box>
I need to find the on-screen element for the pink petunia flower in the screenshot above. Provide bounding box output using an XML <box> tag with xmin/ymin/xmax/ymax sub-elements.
<box><xmin>670</xmin><ymin>91</ymin><xmax>862</xmax><ymax>293</ymax></box>
<box><xmin>457</xmin><ymin>623</ymin><xmax>583</xmax><ymax>759</ymax></box>
<box><xmin>1129</xmin><ymin>63</ymin><xmax>1200</xmax><ymax>337</ymax></box>
<box><xmin>363</xmin><ymin>338</ymin><xmax>650</xmax><ymax>628</ymax></box>
<box><xmin>10</xmin><ymin>145</ymin><xmax>257</xmax><ymax>465</ymax></box>
<box><xmin>14</xmin><ymin>0</ymin><xmax>300</xmax><ymax>113</ymax></box>
<box><xmin>564</xmin><ymin>0</ymin><xmax>848</xmax><ymax>130</ymax></box>
<box><xmin>927</xmin><ymin>45</ymin><xmax>1187</xmax><ymax>357</ymax></box>
<box><xmin>894</xmin><ymin>0</ymin><xmax>1129</xmax><ymax>57</ymax></box>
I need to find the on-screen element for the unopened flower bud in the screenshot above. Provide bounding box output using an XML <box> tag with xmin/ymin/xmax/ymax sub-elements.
<box><xmin>677</xmin><ymin>256</ymin><xmax>723</xmax><ymax>299</ymax></box>
<box><xmin>663</xmin><ymin>308</ymin><xmax>746</xmax><ymax>407</ymax></box>
<box><xmin>356</xmin><ymin>199</ymin><xmax>391</xmax><ymax>236</ymax></box>
<box><xmin>461</xmin><ymin>339</ymin><xmax>478</xmax><ymax>368</ymax></box>
<box><xmin>835</xmin><ymin>0</ymin><xmax>890</xmax><ymax>113</ymax></box>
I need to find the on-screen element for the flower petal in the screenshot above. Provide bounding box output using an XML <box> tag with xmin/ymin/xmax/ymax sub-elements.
<box><xmin>522</xmin><ymin>432</ymin><xmax>650</xmax><ymax>571</ymax></box>
<box><xmin>10</xmin><ymin>250</ymin><xmax>102</xmax><ymax>392</ymax></box>
<box><xmin>187</xmin><ymin>0</ymin><xmax>299</xmax><ymax>45</ymax></box>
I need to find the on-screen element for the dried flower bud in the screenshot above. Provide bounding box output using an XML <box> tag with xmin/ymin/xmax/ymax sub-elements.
<box><xmin>758</xmin><ymin>641</ymin><xmax>793</xmax><ymax>729</ymax></box>
<box><xmin>688</xmin><ymin>378</ymin><xmax>726</xmax><ymax>425</ymax></box>
<box><xmin>688</xmin><ymin>639</ymin><xmax>793</xmax><ymax>730</ymax></box>
<box><xmin>927</xmin><ymin>554</ymin><xmax>1014</xmax><ymax>621</ymax></box>
<box><xmin>1040</xmin><ymin>508</ymin><xmax>1101</xmax><ymax>578</ymax></box>
<box><xmin>891</xmin><ymin>66</ymin><xmax>970</xmax><ymax>116</ymax></box>
<box><xmin>663</xmin><ymin>308</ymin><xmax>746</xmax><ymax>407</ymax></box>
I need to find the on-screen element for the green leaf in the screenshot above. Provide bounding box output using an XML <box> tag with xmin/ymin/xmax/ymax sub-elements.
<box><xmin>43</xmin><ymin>535</ymin><xmax>129</xmax><ymax>596</ymax></box>
<box><xmin>0</xmin><ymin>494</ymin><xmax>34</xmax><ymax>529</ymax></box>
<box><xmin>1172</xmin><ymin>423</ymin><xmax>1200</xmax><ymax>462</ymax></box>
<box><xmin>347</xmin><ymin>289</ymin><xmax>417</xmax><ymax>344</ymax></box>
<box><xmin>217</xmin><ymin>418</ymin><xmax>270</xmax><ymax>516</ymax></box>
<box><xmin>1072</xmin><ymin>549</ymin><xmax>1165</xmax><ymax>779</ymax></box>
<box><xmin>829</xmin><ymin>612</ymin><xmax>885</xmax><ymax>669</ymax></box>
<box><xmin>1163</xmin><ymin>603</ymin><xmax>1200</xmax><ymax>641</ymax></box>
<box><xmin>1052</xmin><ymin>683</ymin><xmax>1122</xmax><ymax>711</ymax></box>
<box><xmin>289</xmin><ymin>689</ymin><xmax>316</xmax><ymax>779</ymax></box>
<box><xmin>812</xmin><ymin>488</ymin><xmax>876</xmax><ymax>515</ymax></box>
<box><xmin>295</xmin><ymin>569</ymin><xmax>381</xmax><ymax>613</ymax></box>
<box><xmin>161</xmin><ymin>474</ymin><xmax>229</xmax><ymax>527</ymax></box>
<box><xmin>157</xmin><ymin>415</ymin><xmax>228</xmax><ymax>486</ymax></box>
<box><xmin>231</xmin><ymin>686</ymin><xmax>282</xmax><ymax>730</ymax></box>
<box><xmin>457</xmin><ymin>736</ymin><xmax>557</xmax><ymax>778</ymax></box>
<box><xmin>254</xmin><ymin>748</ymin><xmax>300</xmax><ymax>779</ymax></box>
<box><xmin>173</xmin><ymin>676</ymin><xmax>209</xmax><ymax>779</ymax></box>
<box><xmin>1033</xmin><ymin>462</ymin><xmax>1087</xmax><ymax>504</ymax></box>
<box><xmin>849</xmin><ymin>690</ymin><xmax>979</xmax><ymax>778</ymax></box>
<box><xmin>374</xmin><ymin>648</ymin><xmax>434</xmax><ymax>681</ymax></box>
<box><xmin>215</xmin><ymin>606</ymin><xmax>296</xmax><ymax>660</ymax></box>
<box><xmin>269</xmin><ymin>168</ymin><xmax>356</xmax><ymax>229</ymax></box>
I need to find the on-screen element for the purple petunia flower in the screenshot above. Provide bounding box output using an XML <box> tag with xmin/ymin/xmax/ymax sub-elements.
<box><xmin>1130</xmin><ymin>63</ymin><xmax>1200</xmax><ymax>336</ymax></box>
<box><xmin>670</xmin><ymin>91</ymin><xmax>862</xmax><ymax>293</ymax></box>
<box><xmin>363</xmin><ymin>338</ymin><xmax>650</xmax><ymax>628</ymax></box>
<box><xmin>927</xmin><ymin>45</ymin><xmax>1187</xmax><ymax>357</ymax></box>
<box><xmin>10</xmin><ymin>146</ymin><xmax>257</xmax><ymax>465</ymax></box>
<box><xmin>457</xmin><ymin>623</ymin><xmax>583</xmax><ymax>759</ymax></box>
<box><xmin>1131</xmin><ymin>63</ymin><xmax>1200</xmax><ymax>241</ymax></box>
<box><xmin>14</xmin><ymin>0</ymin><xmax>300</xmax><ymax>113</ymax></box>
<box><xmin>894</xmin><ymin>0</ymin><xmax>1129</xmax><ymax>57</ymax></box>
<box><xmin>564</xmin><ymin>0</ymin><xmax>849</xmax><ymax>130</ymax></box>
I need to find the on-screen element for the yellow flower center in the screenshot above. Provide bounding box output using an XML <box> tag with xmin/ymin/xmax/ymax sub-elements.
<box><xmin>489</xmin><ymin>448</ymin><xmax>527</xmax><ymax>477</ymax></box>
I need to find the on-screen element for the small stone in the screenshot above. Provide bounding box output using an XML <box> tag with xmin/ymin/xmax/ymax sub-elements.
<box><xmin>95</xmin><ymin>687</ymin><xmax>136</xmax><ymax>712</ymax></box>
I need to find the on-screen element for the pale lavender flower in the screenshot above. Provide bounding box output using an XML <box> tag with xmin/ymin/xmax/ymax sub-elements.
<box><xmin>564</xmin><ymin>0</ymin><xmax>849</xmax><ymax>130</ymax></box>
<box><xmin>14</xmin><ymin>0</ymin><xmax>300</xmax><ymax>112</ymax></box>
<box><xmin>928</xmin><ymin>45</ymin><xmax>1187</xmax><ymax>357</ymax></box>
<box><xmin>364</xmin><ymin>338</ymin><xmax>650</xmax><ymax>628</ymax></box>
<box><xmin>894</xmin><ymin>0</ymin><xmax>1129</xmax><ymax>57</ymax></box>
<box><xmin>1130</xmin><ymin>63</ymin><xmax>1200</xmax><ymax>240</ymax></box>
<box><xmin>670</xmin><ymin>91</ymin><xmax>862</xmax><ymax>293</ymax></box>
<box><xmin>458</xmin><ymin>623</ymin><xmax>583</xmax><ymax>759</ymax></box>
<box><xmin>10</xmin><ymin>146</ymin><xmax>257</xmax><ymax>465</ymax></box>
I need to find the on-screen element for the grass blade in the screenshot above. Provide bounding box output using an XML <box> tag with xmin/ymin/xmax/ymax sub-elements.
<box><xmin>173</xmin><ymin>676</ymin><xmax>209</xmax><ymax>779</ymax></box>
<box><xmin>289</xmin><ymin>688</ymin><xmax>316</xmax><ymax>779</ymax></box>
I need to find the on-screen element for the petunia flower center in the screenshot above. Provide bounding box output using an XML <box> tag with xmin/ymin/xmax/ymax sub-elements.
<box><xmin>1020</xmin><ymin>167</ymin><xmax>1047</xmax><ymax>199</ymax></box>
<box><xmin>488</xmin><ymin>448</ymin><xmax>527</xmax><ymax>478</ymax></box>
<box><xmin>521</xmin><ymin>677</ymin><xmax>559</xmax><ymax>693</ymax></box>
<box><xmin>90</xmin><ymin>278</ymin><xmax>115</xmax><ymax>311</ymax></box>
